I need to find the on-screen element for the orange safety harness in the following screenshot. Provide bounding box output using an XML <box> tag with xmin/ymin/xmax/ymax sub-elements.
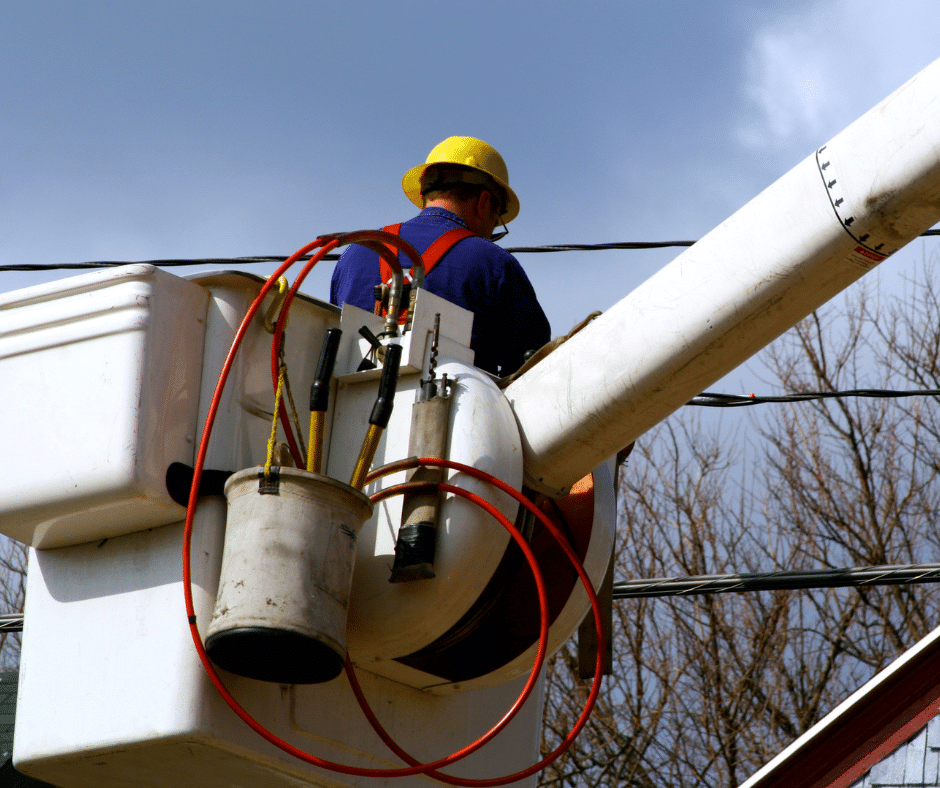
<box><xmin>374</xmin><ymin>223</ymin><xmax>477</xmax><ymax>322</ymax></box>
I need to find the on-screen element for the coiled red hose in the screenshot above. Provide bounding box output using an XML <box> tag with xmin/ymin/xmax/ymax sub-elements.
<box><xmin>181</xmin><ymin>234</ymin><xmax>605</xmax><ymax>785</ymax></box>
<box><xmin>269</xmin><ymin>230</ymin><xmax>424</xmax><ymax>467</ymax></box>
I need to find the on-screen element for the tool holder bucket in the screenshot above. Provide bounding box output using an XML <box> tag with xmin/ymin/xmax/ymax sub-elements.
<box><xmin>206</xmin><ymin>467</ymin><xmax>373</xmax><ymax>684</ymax></box>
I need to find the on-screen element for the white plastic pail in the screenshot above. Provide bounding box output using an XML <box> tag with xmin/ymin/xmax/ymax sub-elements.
<box><xmin>206</xmin><ymin>467</ymin><xmax>373</xmax><ymax>683</ymax></box>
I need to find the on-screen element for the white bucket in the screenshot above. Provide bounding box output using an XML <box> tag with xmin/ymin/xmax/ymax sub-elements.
<box><xmin>205</xmin><ymin>467</ymin><xmax>373</xmax><ymax>684</ymax></box>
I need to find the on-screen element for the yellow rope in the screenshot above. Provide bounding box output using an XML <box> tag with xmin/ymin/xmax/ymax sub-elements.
<box><xmin>261</xmin><ymin>275</ymin><xmax>306</xmax><ymax>471</ymax></box>
<box><xmin>264</xmin><ymin>363</ymin><xmax>287</xmax><ymax>479</ymax></box>
<box><xmin>282</xmin><ymin>362</ymin><xmax>307</xmax><ymax>463</ymax></box>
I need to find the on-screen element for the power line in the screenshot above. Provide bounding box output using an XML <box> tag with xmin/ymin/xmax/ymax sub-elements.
<box><xmin>3</xmin><ymin>230</ymin><xmax>937</xmax><ymax>273</ymax></box>
<box><xmin>0</xmin><ymin>242</ymin><xmax>693</xmax><ymax>272</ymax></box>
<box><xmin>0</xmin><ymin>561</ymin><xmax>936</xmax><ymax>633</ymax></box>
<box><xmin>503</xmin><ymin>240</ymin><xmax>695</xmax><ymax>253</ymax></box>
<box><xmin>0</xmin><ymin>255</ymin><xmax>326</xmax><ymax>273</ymax></box>
<box><xmin>0</xmin><ymin>615</ymin><xmax>21</xmax><ymax>633</ymax></box>
<box><xmin>689</xmin><ymin>388</ymin><xmax>940</xmax><ymax>407</ymax></box>
<box><xmin>613</xmin><ymin>563</ymin><xmax>940</xmax><ymax>599</ymax></box>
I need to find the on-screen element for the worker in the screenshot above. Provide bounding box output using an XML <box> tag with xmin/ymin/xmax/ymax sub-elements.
<box><xmin>330</xmin><ymin>136</ymin><xmax>550</xmax><ymax>377</ymax></box>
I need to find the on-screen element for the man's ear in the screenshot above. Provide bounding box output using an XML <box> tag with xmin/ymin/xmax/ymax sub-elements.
<box><xmin>476</xmin><ymin>189</ymin><xmax>493</xmax><ymax>217</ymax></box>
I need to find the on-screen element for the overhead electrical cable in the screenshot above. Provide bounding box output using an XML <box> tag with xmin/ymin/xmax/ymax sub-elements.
<box><xmin>3</xmin><ymin>229</ymin><xmax>938</xmax><ymax>272</ymax></box>
<box><xmin>0</xmin><ymin>243</ymin><xmax>692</xmax><ymax>272</ymax></box>
<box><xmin>613</xmin><ymin>563</ymin><xmax>940</xmax><ymax>599</ymax></box>
<box><xmin>2</xmin><ymin>560</ymin><xmax>939</xmax><ymax>635</ymax></box>
<box><xmin>689</xmin><ymin>388</ymin><xmax>940</xmax><ymax>407</ymax></box>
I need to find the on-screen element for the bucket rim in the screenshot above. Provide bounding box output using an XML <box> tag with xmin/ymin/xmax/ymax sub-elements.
<box><xmin>223</xmin><ymin>466</ymin><xmax>374</xmax><ymax>516</ymax></box>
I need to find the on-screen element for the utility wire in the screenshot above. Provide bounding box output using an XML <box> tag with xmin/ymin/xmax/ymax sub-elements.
<box><xmin>613</xmin><ymin>563</ymin><xmax>940</xmax><ymax>599</ymax></box>
<box><xmin>0</xmin><ymin>256</ymin><xmax>325</xmax><ymax>272</ymax></box>
<box><xmin>0</xmin><ymin>614</ymin><xmax>22</xmax><ymax>633</ymax></box>
<box><xmin>689</xmin><ymin>388</ymin><xmax>940</xmax><ymax>407</ymax></box>
<box><xmin>502</xmin><ymin>240</ymin><xmax>695</xmax><ymax>253</ymax></box>
<box><xmin>3</xmin><ymin>230</ymin><xmax>938</xmax><ymax>272</ymax></box>
<box><xmin>0</xmin><ymin>243</ymin><xmax>696</xmax><ymax>272</ymax></box>
<box><xmin>0</xmin><ymin>560</ymin><xmax>936</xmax><ymax>633</ymax></box>
<box><xmin>0</xmin><ymin>242</ymin><xmax>695</xmax><ymax>272</ymax></box>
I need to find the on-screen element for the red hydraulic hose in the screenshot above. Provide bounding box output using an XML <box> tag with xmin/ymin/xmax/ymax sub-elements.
<box><xmin>183</xmin><ymin>234</ymin><xmax>605</xmax><ymax>785</ymax></box>
<box><xmin>184</xmin><ymin>465</ymin><xmax>549</xmax><ymax>778</ymax></box>
<box><xmin>183</xmin><ymin>234</ymin><xmax>548</xmax><ymax>778</ymax></box>
<box><xmin>361</xmin><ymin>458</ymin><xmax>606</xmax><ymax>786</ymax></box>
<box><xmin>268</xmin><ymin>230</ymin><xmax>425</xmax><ymax>466</ymax></box>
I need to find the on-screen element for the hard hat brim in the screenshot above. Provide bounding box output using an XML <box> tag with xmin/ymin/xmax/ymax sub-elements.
<box><xmin>402</xmin><ymin>162</ymin><xmax>520</xmax><ymax>224</ymax></box>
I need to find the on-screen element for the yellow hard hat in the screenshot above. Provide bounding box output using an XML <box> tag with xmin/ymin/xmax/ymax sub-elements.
<box><xmin>402</xmin><ymin>136</ymin><xmax>520</xmax><ymax>223</ymax></box>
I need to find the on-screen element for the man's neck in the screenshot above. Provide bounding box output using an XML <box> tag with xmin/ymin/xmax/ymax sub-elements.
<box><xmin>423</xmin><ymin>197</ymin><xmax>493</xmax><ymax>238</ymax></box>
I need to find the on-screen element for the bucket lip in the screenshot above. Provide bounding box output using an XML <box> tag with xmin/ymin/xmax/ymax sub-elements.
<box><xmin>206</xmin><ymin>621</ymin><xmax>345</xmax><ymax>656</ymax></box>
<box><xmin>223</xmin><ymin>465</ymin><xmax>374</xmax><ymax>512</ymax></box>
<box><xmin>204</xmin><ymin>625</ymin><xmax>345</xmax><ymax>684</ymax></box>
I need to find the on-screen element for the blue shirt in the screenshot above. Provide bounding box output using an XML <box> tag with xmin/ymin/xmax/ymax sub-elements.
<box><xmin>330</xmin><ymin>208</ymin><xmax>551</xmax><ymax>376</ymax></box>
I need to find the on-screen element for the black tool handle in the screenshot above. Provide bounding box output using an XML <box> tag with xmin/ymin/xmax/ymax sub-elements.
<box><xmin>310</xmin><ymin>329</ymin><xmax>342</xmax><ymax>412</ymax></box>
<box><xmin>370</xmin><ymin>343</ymin><xmax>402</xmax><ymax>427</ymax></box>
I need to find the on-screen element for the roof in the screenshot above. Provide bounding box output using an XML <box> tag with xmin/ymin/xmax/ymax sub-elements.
<box><xmin>853</xmin><ymin>716</ymin><xmax>940</xmax><ymax>788</ymax></box>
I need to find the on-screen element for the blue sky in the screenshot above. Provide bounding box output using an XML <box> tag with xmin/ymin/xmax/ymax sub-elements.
<box><xmin>2</xmin><ymin>0</ymin><xmax>939</xmax><ymax>390</ymax></box>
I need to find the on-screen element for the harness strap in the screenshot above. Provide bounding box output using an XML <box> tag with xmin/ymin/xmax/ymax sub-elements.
<box><xmin>419</xmin><ymin>227</ymin><xmax>478</xmax><ymax>275</ymax></box>
<box><xmin>377</xmin><ymin>224</ymin><xmax>477</xmax><ymax>322</ymax></box>
<box><xmin>378</xmin><ymin>225</ymin><xmax>477</xmax><ymax>285</ymax></box>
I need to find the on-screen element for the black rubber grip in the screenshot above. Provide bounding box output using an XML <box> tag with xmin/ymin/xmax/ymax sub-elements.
<box><xmin>310</xmin><ymin>328</ymin><xmax>342</xmax><ymax>412</ymax></box>
<box><xmin>370</xmin><ymin>343</ymin><xmax>402</xmax><ymax>427</ymax></box>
